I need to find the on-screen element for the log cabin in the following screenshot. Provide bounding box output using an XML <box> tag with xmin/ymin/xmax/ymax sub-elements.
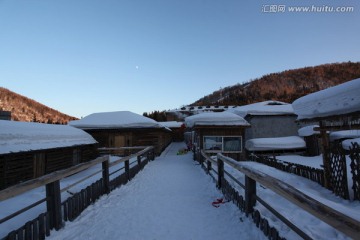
<box><xmin>0</xmin><ymin>120</ymin><xmax>98</xmax><ymax>190</ymax></box>
<box><xmin>69</xmin><ymin>111</ymin><xmax>172</xmax><ymax>156</ymax></box>
<box><xmin>185</xmin><ymin>111</ymin><xmax>250</xmax><ymax>161</ymax></box>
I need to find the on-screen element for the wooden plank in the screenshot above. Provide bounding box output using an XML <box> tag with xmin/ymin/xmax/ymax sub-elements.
<box><xmin>0</xmin><ymin>155</ymin><xmax>109</xmax><ymax>201</ymax></box>
<box><xmin>217</xmin><ymin>153</ymin><xmax>360</xmax><ymax>239</ymax></box>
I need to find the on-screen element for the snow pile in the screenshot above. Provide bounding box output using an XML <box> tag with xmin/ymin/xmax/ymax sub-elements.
<box><xmin>228</xmin><ymin>100</ymin><xmax>294</xmax><ymax>118</ymax></box>
<box><xmin>185</xmin><ymin>112</ymin><xmax>249</xmax><ymax>128</ymax></box>
<box><xmin>298</xmin><ymin>125</ymin><xmax>320</xmax><ymax>137</ymax></box>
<box><xmin>69</xmin><ymin>111</ymin><xmax>166</xmax><ymax>129</ymax></box>
<box><xmin>292</xmin><ymin>78</ymin><xmax>360</xmax><ymax>120</ymax></box>
<box><xmin>245</xmin><ymin>136</ymin><xmax>306</xmax><ymax>151</ymax></box>
<box><xmin>342</xmin><ymin>138</ymin><xmax>360</xmax><ymax>150</ymax></box>
<box><xmin>330</xmin><ymin>130</ymin><xmax>360</xmax><ymax>141</ymax></box>
<box><xmin>158</xmin><ymin>121</ymin><xmax>183</xmax><ymax>128</ymax></box>
<box><xmin>0</xmin><ymin>120</ymin><xmax>97</xmax><ymax>154</ymax></box>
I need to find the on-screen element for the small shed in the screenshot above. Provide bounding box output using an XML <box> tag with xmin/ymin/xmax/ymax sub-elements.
<box><xmin>69</xmin><ymin>111</ymin><xmax>172</xmax><ymax>156</ymax></box>
<box><xmin>158</xmin><ymin>121</ymin><xmax>185</xmax><ymax>142</ymax></box>
<box><xmin>185</xmin><ymin>111</ymin><xmax>250</xmax><ymax>161</ymax></box>
<box><xmin>298</xmin><ymin>125</ymin><xmax>321</xmax><ymax>156</ymax></box>
<box><xmin>0</xmin><ymin>120</ymin><xmax>98</xmax><ymax>190</ymax></box>
<box><xmin>228</xmin><ymin>101</ymin><xmax>299</xmax><ymax>142</ymax></box>
<box><xmin>292</xmin><ymin>78</ymin><xmax>360</xmax><ymax>199</ymax></box>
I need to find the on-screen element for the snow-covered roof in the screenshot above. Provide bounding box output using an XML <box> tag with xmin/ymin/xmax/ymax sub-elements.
<box><xmin>330</xmin><ymin>130</ymin><xmax>360</xmax><ymax>141</ymax></box>
<box><xmin>227</xmin><ymin>100</ymin><xmax>294</xmax><ymax>118</ymax></box>
<box><xmin>342</xmin><ymin>137</ymin><xmax>360</xmax><ymax>150</ymax></box>
<box><xmin>158</xmin><ymin>121</ymin><xmax>184</xmax><ymax>128</ymax></box>
<box><xmin>298</xmin><ymin>125</ymin><xmax>320</xmax><ymax>137</ymax></box>
<box><xmin>245</xmin><ymin>136</ymin><xmax>306</xmax><ymax>151</ymax></box>
<box><xmin>185</xmin><ymin>112</ymin><xmax>250</xmax><ymax>128</ymax></box>
<box><xmin>292</xmin><ymin>78</ymin><xmax>360</xmax><ymax>121</ymax></box>
<box><xmin>0</xmin><ymin>120</ymin><xmax>97</xmax><ymax>154</ymax></box>
<box><xmin>69</xmin><ymin>111</ymin><xmax>166</xmax><ymax>129</ymax></box>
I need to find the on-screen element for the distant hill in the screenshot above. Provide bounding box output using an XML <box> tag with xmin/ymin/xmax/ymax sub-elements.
<box><xmin>0</xmin><ymin>87</ymin><xmax>77</xmax><ymax>124</ymax></box>
<box><xmin>192</xmin><ymin>62</ymin><xmax>360</xmax><ymax>106</ymax></box>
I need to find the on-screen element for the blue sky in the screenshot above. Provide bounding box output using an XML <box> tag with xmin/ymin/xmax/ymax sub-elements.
<box><xmin>0</xmin><ymin>0</ymin><xmax>359</xmax><ymax>118</ymax></box>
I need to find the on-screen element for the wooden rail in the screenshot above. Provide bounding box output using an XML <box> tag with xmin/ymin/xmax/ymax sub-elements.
<box><xmin>1</xmin><ymin>146</ymin><xmax>155</xmax><ymax>239</ymax></box>
<box><xmin>215</xmin><ymin>152</ymin><xmax>360</xmax><ymax>239</ymax></box>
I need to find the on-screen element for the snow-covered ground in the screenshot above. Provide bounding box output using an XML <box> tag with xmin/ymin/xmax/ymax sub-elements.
<box><xmin>47</xmin><ymin>143</ymin><xmax>266</xmax><ymax>240</ymax></box>
<box><xmin>1</xmin><ymin>143</ymin><xmax>360</xmax><ymax>239</ymax></box>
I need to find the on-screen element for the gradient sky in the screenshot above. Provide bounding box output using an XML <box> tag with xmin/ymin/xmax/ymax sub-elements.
<box><xmin>0</xmin><ymin>0</ymin><xmax>359</xmax><ymax>118</ymax></box>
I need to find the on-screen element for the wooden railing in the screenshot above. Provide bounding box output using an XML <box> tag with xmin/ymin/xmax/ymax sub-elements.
<box><xmin>200</xmin><ymin>150</ymin><xmax>360</xmax><ymax>240</ymax></box>
<box><xmin>0</xmin><ymin>146</ymin><xmax>154</xmax><ymax>240</ymax></box>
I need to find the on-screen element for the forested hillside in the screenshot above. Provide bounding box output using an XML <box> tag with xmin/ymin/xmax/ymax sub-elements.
<box><xmin>192</xmin><ymin>62</ymin><xmax>360</xmax><ymax>106</ymax></box>
<box><xmin>0</xmin><ymin>87</ymin><xmax>77</xmax><ymax>123</ymax></box>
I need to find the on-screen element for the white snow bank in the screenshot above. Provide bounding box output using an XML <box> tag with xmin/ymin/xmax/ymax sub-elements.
<box><xmin>69</xmin><ymin>111</ymin><xmax>165</xmax><ymax>129</ymax></box>
<box><xmin>330</xmin><ymin>130</ymin><xmax>360</xmax><ymax>141</ymax></box>
<box><xmin>298</xmin><ymin>125</ymin><xmax>320</xmax><ymax>137</ymax></box>
<box><xmin>245</xmin><ymin>136</ymin><xmax>306</xmax><ymax>151</ymax></box>
<box><xmin>158</xmin><ymin>121</ymin><xmax>183</xmax><ymax>128</ymax></box>
<box><xmin>0</xmin><ymin>120</ymin><xmax>97</xmax><ymax>154</ymax></box>
<box><xmin>292</xmin><ymin>78</ymin><xmax>360</xmax><ymax>120</ymax></box>
<box><xmin>276</xmin><ymin>155</ymin><xmax>323</xmax><ymax>169</ymax></box>
<box><xmin>185</xmin><ymin>112</ymin><xmax>249</xmax><ymax>128</ymax></box>
<box><xmin>342</xmin><ymin>138</ymin><xmax>360</xmax><ymax>150</ymax></box>
<box><xmin>228</xmin><ymin>100</ymin><xmax>294</xmax><ymax>118</ymax></box>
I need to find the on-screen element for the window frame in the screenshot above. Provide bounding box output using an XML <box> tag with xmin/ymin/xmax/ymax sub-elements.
<box><xmin>203</xmin><ymin>135</ymin><xmax>242</xmax><ymax>153</ymax></box>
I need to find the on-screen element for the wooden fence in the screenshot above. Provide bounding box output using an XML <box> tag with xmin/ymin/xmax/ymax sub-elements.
<box><xmin>249</xmin><ymin>154</ymin><xmax>325</xmax><ymax>187</ymax></box>
<box><xmin>199</xmin><ymin>150</ymin><xmax>360</xmax><ymax>240</ymax></box>
<box><xmin>0</xmin><ymin>146</ymin><xmax>155</xmax><ymax>240</ymax></box>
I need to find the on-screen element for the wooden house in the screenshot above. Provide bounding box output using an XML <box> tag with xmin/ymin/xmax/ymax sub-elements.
<box><xmin>228</xmin><ymin>101</ymin><xmax>300</xmax><ymax>142</ymax></box>
<box><xmin>292</xmin><ymin>78</ymin><xmax>360</xmax><ymax>199</ymax></box>
<box><xmin>158</xmin><ymin>121</ymin><xmax>185</xmax><ymax>142</ymax></box>
<box><xmin>0</xmin><ymin>120</ymin><xmax>98</xmax><ymax>190</ymax></box>
<box><xmin>185</xmin><ymin>111</ymin><xmax>250</xmax><ymax>161</ymax></box>
<box><xmin>69</xmin><ymin>111</ymin><xmax>172</xmax><ymax>156</ymax></box>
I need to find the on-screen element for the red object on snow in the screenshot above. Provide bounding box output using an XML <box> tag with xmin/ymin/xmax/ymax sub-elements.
<box><xmin>212</xmin><ymin>198</ymin><xmax>227</xmax><ymax>208</ymax></box>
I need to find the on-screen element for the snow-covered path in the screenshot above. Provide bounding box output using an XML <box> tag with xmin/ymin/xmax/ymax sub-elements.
<box><xmin>48</xmin><ymin>143</ymin><xmax>265</xmax><ymax>240</ymax></box>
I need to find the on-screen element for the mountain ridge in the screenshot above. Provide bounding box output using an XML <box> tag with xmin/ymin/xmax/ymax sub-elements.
<box><xmin>0</xmin><ymin>87</ymin><xmax>77</xmax><ymax>124</ymax></box>
<box><xmin>191</xmin><ymin>62</ymin><xmax>360</xmax><ymax>106</ymax></box>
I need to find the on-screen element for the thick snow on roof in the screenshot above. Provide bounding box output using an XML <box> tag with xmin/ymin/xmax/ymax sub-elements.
<box><xmin>185</xmin><ymin>112</ymin><xmax>250</xmax><ymax>128</ymax></box>
<box><xmin>330</xmin><ymin>130</ymin><xmax>360</xmax><ymax>141</ymax></box>
<box><xmin>158</xmin><ymin>121</ymin><xmax>184</xmax><ymax>128</ymax></box>
<box><xmin>245</xmin><ymin>136</ymin><xmax>306</xmax><ymax>151</ymax></box>
<box><xmin>69</xmin><ymin>111</ymin><xmax>165</xmax><ymax>129</ymax></box>
<box><xmin>292</xmin><ymin>78</ymin><xmax>360</xmax><ymax>120</ymax></box>
<box><xmin>228</xmin><ymin>100</ymin><xmax>294</xmax><ymax>118</ymax></box>
<box><xmin>0</xmin><ymin>120</ymin><xmax>97</xmax><ymax>154</ymax></box>
<box><xmin>298</xmin><ymin>125</ymin><xmax>320</xmax><ymax>137</ymax></box>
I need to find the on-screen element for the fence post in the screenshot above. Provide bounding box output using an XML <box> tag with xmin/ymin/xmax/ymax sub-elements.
<box><xmin>102</xmin><ymin>156</ymin><xmax>110</xmax><ymax>194</ymax></box>
<box><xmin>245</xmin><ymin>176</ymin><xmax>256</xmax><ymax>216</ymax></box>
<box><xmin>137</xmin><ymin>155</ymin><xmax>141</xmax><ymax>166</ymax></box>
<box><xmin>125</xmin><ymin>160</ymin><xmax>130</xmax><ymax>181</ymax></box>
<box><xmin>207</xmin><ymin>160</ymin><xmax>212</xmax><ymax>174</ymax></box>
<box><xmin>46</xmin><ymin>180</ymin><xmax>62</xmax><ymax>230</ymax></box>
<box><xmin>217</xmin><ymin>159</ymin><xmax>224</xmax><ymax>189</ymax></box>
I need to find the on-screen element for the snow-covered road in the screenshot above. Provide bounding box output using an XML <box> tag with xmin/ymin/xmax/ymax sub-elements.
<box><xmin>48</xmin><ymin>142</ymin><xmax>266</xmax><ymax>240</ymax></box>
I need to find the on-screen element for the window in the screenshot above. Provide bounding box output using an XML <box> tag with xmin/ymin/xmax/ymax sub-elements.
<box><xmin>204</xmin><ymin>136</ymin><xmax>222</xmax><ymax>151</ymax></box>
<box><xmin>203</xmin><ymin>136</ymin><xmax>242</xmax><ymax>153</ymax></box>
